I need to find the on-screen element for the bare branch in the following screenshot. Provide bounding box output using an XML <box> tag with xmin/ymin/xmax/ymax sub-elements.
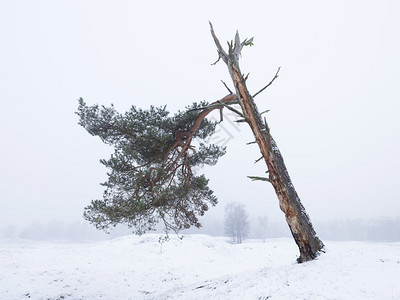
<box><xmin>241</xmin><ymin>37</ymin><xmax>254</xmax><ymax>48</ymax></box>
<box><xmin>209</xmin><ymin>22</ymin><xmax>228</xmax><ymax>64</ymax></box>
<box><xmin>254</xmin><ymin>156</ymin><xmax>263</xmax><ymax>164</ymax></box>
<box><xmin>216</xmin><ymin>100</ymin><xmax>244</xmax><ymax>118</ymax></box>
<box><xmin>247</xmin><ymin>176</ymin><xmax>270</xmax><ymax>183</ymax></box>
<box><xmin>234</xmin><ymin>118</ymin><xmax>247</xmax><ymax>123</ymax></box>
<box><xmin>221</xmin><ymin>80</ymin><xmax>233</xmax><ymax>94</ymax></box>
<box><xmin>252</xmin><ymin>67</ymin><xmax>281</xmax><ymax>98</ymax></box>
<box><xmin>186</xmin><ymin>97</ymin><xmax>238</xmax><ymax>113</ymax></box>
<box><xmin>211</xmin><ymin>55</ymin><xmax>221</xmax><ymax>66</ymax></box>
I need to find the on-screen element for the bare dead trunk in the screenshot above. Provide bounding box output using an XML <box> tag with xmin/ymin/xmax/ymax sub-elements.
<box><xmin>210</xmin><ymin>24</ymin><xmax>324</xmax><ymax>262</ymax></box>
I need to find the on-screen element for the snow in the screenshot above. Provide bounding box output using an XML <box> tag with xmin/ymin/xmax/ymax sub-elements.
<box><xmin>1</xmin><ymin>235</ymin><xmax>399</xmax><ymax>299</ymax></box>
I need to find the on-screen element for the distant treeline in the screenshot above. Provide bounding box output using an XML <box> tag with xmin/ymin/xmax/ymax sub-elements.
<box><xmin>184</xmin><ymin>216</ymin><xmax>400</xmax><ymax>242</ymax></box>
<box><xmin>315</xmin><ymin>217</ymin><xmax>400</xmax><ymax>242</ymax></box>
<box><xmin>0</xmin><ymin>221</ymin><xmax>110</xmax><ymax>242</ymax></box>
<box><xmin>1</xmin><ymin>216</ymin><xmax>400</xmax><ymax>242</ymax></box>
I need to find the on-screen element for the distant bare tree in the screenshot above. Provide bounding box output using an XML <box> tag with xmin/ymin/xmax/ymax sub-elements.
<box><xmin>224</xmin><ymin>202</ymin><xmax>249</xmax><ymax>244</ymax></box>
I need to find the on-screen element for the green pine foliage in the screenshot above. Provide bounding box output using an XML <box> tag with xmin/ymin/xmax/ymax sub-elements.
<box><xmin>76</xmin><ymin>98</ymin><xmax>226</xmax><ymax>234</ymax></box>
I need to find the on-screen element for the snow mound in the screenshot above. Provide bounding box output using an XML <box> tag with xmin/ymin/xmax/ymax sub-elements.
<box><xmin>1</xmin><ymin>235</ymin><xmax>399</xmax><ymax>299</ymax></box>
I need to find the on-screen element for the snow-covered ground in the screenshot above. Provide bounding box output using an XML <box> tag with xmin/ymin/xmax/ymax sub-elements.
<box><xmin>1</xmin><ymin>234</ymin><xmax>399</xmax><ymax>299</ymax></box>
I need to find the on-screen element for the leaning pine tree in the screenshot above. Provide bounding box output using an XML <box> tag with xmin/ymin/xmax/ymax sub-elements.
<box><xmin>77</xmin><ymin>24</ymin><xmax>324</xmax><ymax>263</ymax></box>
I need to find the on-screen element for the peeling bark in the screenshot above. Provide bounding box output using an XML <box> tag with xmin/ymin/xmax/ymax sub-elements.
<box><xmin>210</xmin><ymin>23</ymin><xmax>324</xmax><ymax>262</ymax></box>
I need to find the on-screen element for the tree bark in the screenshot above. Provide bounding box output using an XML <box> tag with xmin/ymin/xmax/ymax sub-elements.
<box><xmin>210</xmin><ymin>24</ymin><xmax>324</xmax><ymax>262</ymax></box>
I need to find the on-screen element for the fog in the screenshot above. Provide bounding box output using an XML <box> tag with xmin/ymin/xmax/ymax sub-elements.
<box><xmin>2</xmin><ymin>216</ymin><xmax>400</xmax><ymax>243</ymax></box>
<box><xmin>1</xmin><ymin>1</ymin><xmax>399</xmax><ymax>238</ymax></box>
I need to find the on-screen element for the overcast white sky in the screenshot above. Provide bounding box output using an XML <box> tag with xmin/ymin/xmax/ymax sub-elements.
<box><xmin>0</xmin><ymin>0</ymin><xmax>399</xmax><ymax>230</ymax></box>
